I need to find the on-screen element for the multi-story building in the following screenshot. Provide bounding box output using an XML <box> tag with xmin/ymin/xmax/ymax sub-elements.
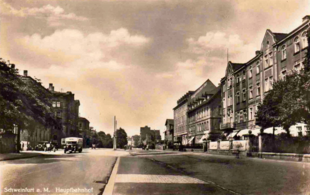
<box><xmin>164</xmin><ymin>119</ymin><xmax>174</xmax><ymax>145</ymax></box>
<box><xmin>187</xmin><ymin>80</ymin><xmax>221</xmax><ymax>145</ymax></box>
<box><xmin>173</xmin><ymin>91</ymin><xmax>194</xmax><ymax>145</ymax></box>
<box><xmin>220</xmin><ymin>15</ymin><xmax>310</xmax><ymax>139</ymax></box>
<box><xmin>48</xmin><ymin>83</ymin><xmax>80</xmax><ymax>140</ymax></box>
<box><xmin>78</xmin><ymin>117</ymin><xmax>90</xmax><ymax>147</ymax></box>
<box><xmin>20</xmin><ymin>70</ymin><xmax>61</xmax><ymax>146</ymax></box>
<box><xmin>139</xmin><ymin>126</ymin><xmax>161</xmax><ymax>145</ymax></box>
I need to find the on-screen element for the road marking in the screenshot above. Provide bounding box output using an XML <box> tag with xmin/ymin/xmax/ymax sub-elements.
<box><xmin>115</xmin><ymin>174</ymin><xmax>209</xmax><ymax>184</ymax></box>
<box><xmin>103</xmin><ymin>157</ymin><xmax>120</xmax><ymax>195</ymax></box>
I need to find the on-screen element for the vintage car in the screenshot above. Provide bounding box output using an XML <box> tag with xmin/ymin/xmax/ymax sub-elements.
<box><xmin>62</xmin><ymin>137</ymin><xmax>83</xmax><ymax>153</ymax></box>
<box><xmin>34</xmin><ymin>141</ymin><xmax>49</xmax><ymax>151</ymax></box>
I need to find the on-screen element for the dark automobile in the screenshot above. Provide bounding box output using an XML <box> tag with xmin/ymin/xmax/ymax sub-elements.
<box><xmin>34</xmin><ymin>141</ymin><xmax>49</xmax><ymax>151</ymax></box>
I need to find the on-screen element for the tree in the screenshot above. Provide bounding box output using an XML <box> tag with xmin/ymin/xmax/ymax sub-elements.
<box><xmin>256</xmin><ymin>71</ymin><xmax>310</xmax><ymax>136</ymax></box>
<box><xmin>116</xmin><ymin>127</ymin><xmax>128</xmax><ymax>148</ymax></box>
<box><xmin>0</xmin><ymin>59</ymin><xmax>59</xmax><ymax>152</ymax></box>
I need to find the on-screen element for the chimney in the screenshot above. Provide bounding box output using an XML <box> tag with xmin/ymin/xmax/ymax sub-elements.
<box><xmin>23</xmin><ymin>70</ymin><xmax>28</xmax><ymax>76</ymax></box>
<box><xmin>255</xmin><ymin>50</ymin><xmax>261</xmax><ymax>56</ymax></box>
<box><xmin>49</xmin><ymin>83</ymin><xmax>54</xmax><ymax>92</ymax></box>
<box><xmin>302</xmin><ymin>15</ymin><xmax>310</xmax><ymax>23</ymax></box>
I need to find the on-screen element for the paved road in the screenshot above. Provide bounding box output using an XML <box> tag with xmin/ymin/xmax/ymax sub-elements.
<box><xmin>110</xmin><ymin>149</ymin><xmax>310</xmax><ymax>195</ymax></box>
<box><xmin>0</xmin><ymin>149</ymin><xmax>128</xmax><ymax>195</ymax></box>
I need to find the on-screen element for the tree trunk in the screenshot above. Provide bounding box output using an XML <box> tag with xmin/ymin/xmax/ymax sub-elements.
<box><xmin>16</xmin><ymin>126</ymin><xmax>20</xmax><ymax>153</ymax></box>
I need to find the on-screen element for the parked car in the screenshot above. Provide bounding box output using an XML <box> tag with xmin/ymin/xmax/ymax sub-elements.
<box><xmin>35</xmin><ymin>141</ymin><xmax>49</xmax><ymax>151</ymax></box>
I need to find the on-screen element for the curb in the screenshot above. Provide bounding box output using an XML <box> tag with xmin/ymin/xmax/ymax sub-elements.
<box><xmin>0</xmin><ymin>154</ymin><xmax>42</xmax><ymax>161</ymax></box>
<box><xmin>102</xmin><ymin>157</ymin><xmax>120</xmax><ymax>195</ymax></box>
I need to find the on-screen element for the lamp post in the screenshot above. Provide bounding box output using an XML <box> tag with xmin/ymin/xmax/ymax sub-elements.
<box><xmin>113</xmin><ymin>116</ymin><xmax>117</xmax><ymax>150</ymax></box>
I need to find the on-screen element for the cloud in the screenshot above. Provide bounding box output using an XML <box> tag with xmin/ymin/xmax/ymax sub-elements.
<box><xmin>18</xmin><ymin>28</ymin><xmax>150</xmax><ymax>68</ymax></box>
<box><xmin>187</xmin><ymin>31</ymin><xmax>257</xmax><ymax>62</ymax></box>
<box><xmin>0</xmin><ymin>1</ymin><xmax>87</xmax><ymax>26</ymax></box>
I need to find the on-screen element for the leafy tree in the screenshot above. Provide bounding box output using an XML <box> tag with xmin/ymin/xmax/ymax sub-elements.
<box><xmin>257</xmin><ymin>29</ymin><xmax>310</xmax><ymax>134</ymax></box>
<box><xmin>0</xmin><ymin>60</ymin><xmax>59</xmax><ymax>151</ymax></box>
<box><xmin>116</xmin><ymin>127</ymin><xmax>128</xmax><ymax>148</ymax></box>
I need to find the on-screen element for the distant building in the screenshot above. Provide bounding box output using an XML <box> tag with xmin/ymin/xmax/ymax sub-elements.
<box><xmin>187</xmin><ymin>83</ymin><xmax>222</xmax><ymax>145</ymax></box>
<box><xmin>139</xmin><ymin>126</ymin><xmax>161</xmax><ymax>145</ymax></box>
<box><xmin>164</xmin><ymin>119</ymin><xmax>174</xmax><ymax>144</ymax></box>
<box><xmin>78</xmin><ymin>117</ymin><xmax>90</xmax><ymax>147</ymax></box>
<box><xmin>48</xmin><ymin>83</ymin><xmax>80</xmax><ymax>140</ymax></box>
<box><xmin>173</xmin><ymin>91</ymin><xmax>194</xmax><ymax>145</ymax></box>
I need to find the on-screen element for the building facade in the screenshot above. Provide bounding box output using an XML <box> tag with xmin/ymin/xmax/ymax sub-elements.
<box><xmin>20</xmin><ymin>70</ymin><xmax>61</xmax><ymax>146</ymax></box>
<box><xmin>220</xmin><ymin>15</ymin><xmax>310</xmax><ymax>139</ymax></box>
<box><xmin>49</xmin><ymin>83</ymin><xmax>80</xmax><ymax>140</ymax></box>
<box><xmin>187</xmin><ymin>80</ymin><xmax>221</xmax><ymax>145</ymax></box>
<box><xmin>173</xmin><ymin>91</ymin><xmax>194</xmax><ymax>145</ymax></box>
<box><xmin>78</xmin><ymin>117</ymin><xmax>90</xmax><ymax>147</ymax></box>
<box><xmin>164</xmin><ymin>119</ymin><xmax>174</xmax><ymax>145</ymax></box>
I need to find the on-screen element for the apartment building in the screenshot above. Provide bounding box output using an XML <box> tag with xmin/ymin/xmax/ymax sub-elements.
<box><xmin>220</xmin><ymin>15</ymin><xmax>310</xmax><ymax>139</ymax></box>
<box><xmin>164</xmin><ymin>119</ymin><xmax>174</xmax><ymax>144</ymax></box>
<box><xmin>187</xmin><ymin>79</ymin><xmax>221</xmax><ymax>146</ymax></box>
<box><xmin>173</xmin><ymin>91</ymin><xmax>194</xmax><ymax>145</ymax></box>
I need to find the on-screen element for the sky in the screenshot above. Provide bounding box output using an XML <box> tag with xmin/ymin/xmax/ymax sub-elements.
<box><xmin>1</xmin><ymin>0</ymin><xmax>310</xmax><ymax>137</ymax></box>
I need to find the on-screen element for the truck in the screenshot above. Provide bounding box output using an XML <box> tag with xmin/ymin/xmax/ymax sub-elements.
<box><xmin>61</xmin><ymin>137</ymin><xmax>83</xmax><ymax>153</ymax></box>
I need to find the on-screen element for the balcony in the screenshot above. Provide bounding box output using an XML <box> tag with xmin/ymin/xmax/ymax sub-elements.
<box><xmin>220</xmin><ymin>122</ymin><xmax>235</xmax><ymax>130</ymax></box>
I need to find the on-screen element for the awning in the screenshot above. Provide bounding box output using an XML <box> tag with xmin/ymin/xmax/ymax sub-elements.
<box><xmin>188</xmin><ymin>137</ymin><xmax>195</xmax><ymax>143</ymax></box>
<box><xmin>198</xmin><ymin>135</ymin><xmax>208</xmax><ymax>143</ymax></box>
<box><xmin>250</xmin><ymin>129</ymin><xmax>261</xmax><ymax>136</ymax></box>
<box><xmin>236</xmin><ymin>129</ymin><xmax>251</xmax><ymax>137</ymax></box>
<box><xmin>227</xmin><ymin>130</ymin><xmax>240</xmax><ymax>139</ymax></box>
<box><xmin>264</xmin><ymin>127</ymin><xmax>286</xmax><ymax>135</ymax></box>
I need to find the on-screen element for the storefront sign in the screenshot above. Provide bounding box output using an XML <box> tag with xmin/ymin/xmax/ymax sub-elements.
<box><xmin>220</xmin><ymin>141</ymin><xmax>230</xmax><ymax>150</ymax></box>
<box><xmin>232</xmin><ymin>140</ymin><xmax>248</xmax><ymax>151</ymax></box>
<box><xmin>210</xmin><ymin>141</ymin><xmax>218</xmax><ymax>150</ymax></box>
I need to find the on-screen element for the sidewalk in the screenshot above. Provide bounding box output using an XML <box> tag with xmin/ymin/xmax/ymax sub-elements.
<box><xmin>0</xmin><ymin>151</ymin><xmax>42</xmax><ymax>161</ymax></box>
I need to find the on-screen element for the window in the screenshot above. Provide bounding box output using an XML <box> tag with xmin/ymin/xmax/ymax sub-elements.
<box><xmin>236</xmin><ymin>75</ymin><xmax>240</xmax><ymax>84</ymax></box>
<box><xmin>294</xmin><ymin>36</ymin><xmax>301</xmax><ymax>53</ymax></box>
<box><xmin>265</xmin><ymin>78</ymin><xmax>269</xmax><ymax>92</ymax></box>
<box><xmin>249</xmin><ymin>108</ymin><xmax>253</xmax><ymax>120</ymax></box>
<box><xmin>269</xmin><ymin>77</ymin><xmax>273</xmax><ymax>90</ymax></box>
<box><xmin>52</xmin><ymin>101</ymin><xmax>56</xmax><ymax>107</ymax></box>
<box><xmin>243</xmin><ymin>71</ymin><xmax>246</xmax><ymax>80</ymax></box>
<box><xmin>236</xmin><ymin>92</ymin><xmax>240</xmax><ymax>103</ymax></box>
<box><xmin>281</xmin><ymin>70</ymin><xmax>287</xmax><ymax>80</ymax></box>
<box><xmin>248</xmin><ymin>67</ymin><xmax>253</xmax><ymax>78</ymax></box>
<box><xmin>57</xmin><ymin>102</ymin><xmax>61</xmax><ymax>107</ymax></box>
<box><xmin>249</xmin><ymin>86</ymin><xmax>253</xmax><ymax>99</ymax></box>
<box><xmin>281</xmin><ymin>45</ymin><xmax>287</xmax><ymax>60</ymax></box>
<box><xmin>223</xmin><ymin>98</ymin><xmax>226</xmax><ymax>108</ymax></box>
<box><xmin>57</xmin><ymin>111</ymin><xmax>62</xmax><ymax>118</ymax></box>
<box><xmin>256</xmin><ymin>64</ymin><xmax>260</xmax><ymax>74</ymax></box>
<box><xmin>302</xmin><ymin>31</ymin><xmax>308</xmax><ymax>49</ymax></box>
<box><xmin>257</xmin><ymin>83</ymin><xmax>261</xmax><ymax>96</ymax></box>
<box><xmin>269</xmin><ymin>52</ymin><xmax>273</xmax><ymax>65</ymax></box>
<box><xmin>294</xmin><ymin>61</ymin><xmax>303</xmax><ymax>73</ymax></box>
<box><xmin>264</xmin><ymin>55</ymin><xmax>269</xmax><ymax>68</ymax></box>
<box><xmin>242</xmin><ymin>89</ymin><xmax>246</xmax><ymax>101</ymax></box>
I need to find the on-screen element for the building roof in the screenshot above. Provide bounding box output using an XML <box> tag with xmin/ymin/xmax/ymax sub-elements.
<box><xmin>165</xmin><ymin>119</ymin><xmax>174</xmax><ymax>126</ymax></box>
<box><xmin>273</xmin><ymin>32</ymin><xmax>288</xmax><ymax>42</ymax></box>
<box><xmin>79</xmin><ymin>117</ymin><xmax>89</xmax><ymax>123</ymax></box>
<box><xmin>230</xmin><ymin>62</ymin><xmax>245</xmax><ymax>72</ymax></box>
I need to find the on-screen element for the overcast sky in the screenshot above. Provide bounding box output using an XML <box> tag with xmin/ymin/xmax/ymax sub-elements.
<box><xmin>1</xmin><ymin>0</ymin><xmax>309</xmax><ymax>137</ymax></box>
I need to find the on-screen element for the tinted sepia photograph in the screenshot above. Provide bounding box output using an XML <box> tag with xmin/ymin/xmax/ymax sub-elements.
<box><xmin>1</xmin><ymin>0</ymin><xmax>310</xmax><ymax>194</ymax></box>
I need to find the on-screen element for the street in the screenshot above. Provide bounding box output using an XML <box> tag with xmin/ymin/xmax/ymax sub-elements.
<box><xmin>1</xmin><ymin>149</ymin><xmax>310</xmax><ymax>195</ymax></box>
<box><xmin>0</xmin><ymin>149</ymin><xmax>128</xmax><ymax>195</ymax></box>
<box><xmin>112</xmin><ymin>150</ymin><xmax>310</xmax><ymax>195</ymax></box>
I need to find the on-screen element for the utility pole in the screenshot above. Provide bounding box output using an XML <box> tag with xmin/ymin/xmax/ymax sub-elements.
<box><xmin>113</xmin><ymin>116</ymin><xmax>117</xmax><ymax>150</ymax></box>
